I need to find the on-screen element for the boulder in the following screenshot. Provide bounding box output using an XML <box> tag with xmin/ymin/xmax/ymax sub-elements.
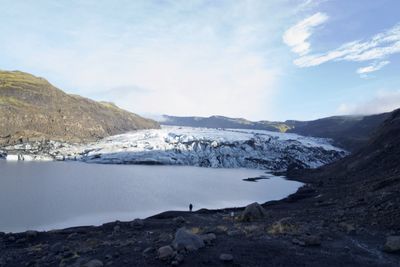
<box><xmin>172</xmin><ymin>227</ymin><xmax>205</xmax><ymax>251</ymax></box>
<box><xmin>303</xmin><ymin>235</ymin><xmax>321</xmax><ymax>246</ymax></box>
<box><xmin>219</xmin><ymin>253</ymin><xmax>233</xmax><ymax>262</ymax></box>
<box><xmin>158</xmin><ymin>245</ymin><xmax>174</xmax><ymax>260</ymax></box>
<box><xmin>240</xmin><ymin>202</ymin><xmax>267</xmax><ymax>222</ymax></box>
<box><xmin>384</xmin><ymin>236</ymin><xmax>400</xmax><ymax>253</ymax></box>
<box><xmin>201</xmin><ymin>233</ymin><xmax>216</xmax><ymax>244</ymax></box>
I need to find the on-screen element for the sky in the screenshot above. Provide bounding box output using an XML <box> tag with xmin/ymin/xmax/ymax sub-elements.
<box><xmin>0</xmin><ymin>0</ymin><xmax>399</xmax><ymax>121</ymax></box>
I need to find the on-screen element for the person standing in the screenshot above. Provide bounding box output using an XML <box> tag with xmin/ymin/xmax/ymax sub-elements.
<box><xmin>189</xmin><ymin>203</ymin><xmax>193</xmax><ymax>212</ymax></box>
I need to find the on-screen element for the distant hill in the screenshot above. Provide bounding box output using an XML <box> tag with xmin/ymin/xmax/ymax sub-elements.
<box><xmin>285</xmin><ymin>113</ymin><xmax>390</xmax><ymax>151</ymax></box>
<box><xmin>161</xmin><ymin>115</ymin><xmax>292</xmax><ymax>132</ymax></box>
<box><xmin>0</xmin><ymin>70</ymin><xmax>159</xmax><ymax>144</ymax></box>
<box><xmin>160</xmin><ymin>113</ymin><xmax>391</xmax><ymax>151</ymax></box>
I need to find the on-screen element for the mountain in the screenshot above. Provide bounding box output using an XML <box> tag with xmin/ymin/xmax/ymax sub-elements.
<box><xmin>160</xmin><ymin>113</ymin><xmax>390</xmax><ymax>151</ymax></box>
<box><xmin>285</xmin><ymin>113</ymin><xmax>390</xmax><ymax>151</ymax></box>
<box><xmin>294</xmin><ymin>108</ymin><xmax>400</xmax><ymax>230</ymax></box>
<box><xmin>161</xmin><ymin>115</ymin><xmax>291</xmax><ymax>132</ymax></box>
<box><xmin>0</xmin><ymin>70</ymin><xmax>159</xmax><ymax>144</ymax></box>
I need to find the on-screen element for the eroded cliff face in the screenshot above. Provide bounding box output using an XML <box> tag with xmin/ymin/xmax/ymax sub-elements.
<box><xmin>0</xmin><ymin>71</ymin><xmax>159</xmax><ymax>144</ymax></box>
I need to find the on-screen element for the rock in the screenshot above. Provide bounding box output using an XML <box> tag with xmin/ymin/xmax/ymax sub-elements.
<box><xmin>267</xmin><ymin>218</ymin><xmax>297</xmax><ymax>235</ymax></box>
<box><xmin>7</xmin><ymin>236</ymin><xmax>15</xmax><ymax>242</ymax></box>
<box><xmin>339</xmin><ymin>222</ymin><xmax>356</xmax><ymax>234</ymax></box>
<box><xmin>67</xmin><ymin>233</ymin><xmax>78</xmax><ymax>240</ymax></box>
<box><xmin>240</xmin><ymin>202</ymin><xmax>267</xmax><ymax>222</ymax></box>
<box><xmin>113</xmin><ymin>225</ymin><xmax>120</xmax><ymax>233</ymax></box>
<box><xmin>16</xmin><ymin>238</ymin><xmax>26</xmax><ymax>244</ymax></box>
<box><xmin>25</xmin><ymin>230</ymin><xmax>38</xmax><ymax>238</ymax></box>
<box><xmin>219</xmin><ymin>253</ymin><xmax>233</xmax><ymax>262</ymax></box>
<box><xmin>303</xmin><ymin>235</ymin><xmax>321</xmax><ymax>246</ymax></box>
<box><xmin>158</xmin><ymin>245</ymin><xmax>174</xmax><ymax>260</ymax></box>
<box><xmin>50</xmin><ymin>242</ymin><xmax>64</xmax><ymax>253</ymax></box>
<box><xmin>130</xmin><ymin>219</ymin><xmax>144</xmax><ymax>229</ymax></box>
<box><xmin>172</xmin><ymin>227</ymin><xmax>205</xmax><ymax>251</ymax></box>
<box><xmin>227</xmin><ymin>230</ymin><xmax>243</xmax><ymax>236</ymax></box>
<box><xmin>201</xmin><ymin>233</ymin><xmax>216</xmax><ymax>244</ymax></box>
<box><xmin>384</xmin><ymin>236</ymin><xmax>400</xmax><ymax>253</ymax></box>
<box><xmin>142</xmin><ymin>247</ymin><xmax>156</xmax><ymax>257</ymax></box>
<box><xmin>83</xmin><ymin>259</ymin><xmax>104</xmax><ymax>267</ymax></box>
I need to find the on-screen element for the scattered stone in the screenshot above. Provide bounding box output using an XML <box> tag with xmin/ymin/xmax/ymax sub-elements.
<box><xmin>113</xmin><ymin>225</ymin><xmax>121</xmax><ymax>233</ymax></box>
<box><xmin>201</xmin><ymin>233</ymin><xmax>216</xmax><ymax>244</ymax></box>
<box><xmin>268</xmin><ymin>218</ymin><xmax>297</xmax><ymax>235</ymax></box>
<box><xmin>339</xmin><ymin>222</ymin><xmax>356</xmax><ymax>234</ymax></box>
<box><xmin>172</xmin><ymin>227</ymin><xmax>205</xmax><ymax>251</ymax></box>
<box><xmin>142</xmin><ymin>247</ymin><xmax>155</xmax><ymax>257</ymax></box>
<box><xmin>219</xmin><ymin>253</ymin><xmax>233</xmax><ymax>262</ymax></box>
<box><xmin>240</xmin><ymin>202</ymin><xmax>267</xmax><ymax>222</ymax></box>
<box><xmin>175</xmin><ymin>253</ymin><xmax>185</xmax><ymax>263</ymax></box>
<box><xmin>83</xmin><ymin>259</ymin><xmax>104</xmax><ymax>267</ymax></box>
<box><xmin>16</xmin><ymin>238</ymin><xmax>27</xmax><ymax>244</ymax></box>
<box><xmin>227</xmin><ymin>230</ymin><xmax>243</xmax><ymax>237</ymax></box>
<box><xmin>292</xmin><ymin>238</ymin><xmax>305</xmax><ymax>246</ymax></box>
<box><xmin>303</xmin><ymin>235</ymin><xmax>321</xmax><ymax>246</ymax></box>
<box><xmin>130</xmin><ymin>219</ymin><xmax>144</xmax><ymax>229</ymax></box>
<box><xmin>384</xmin><ymin>236</ymin><xmax>400</xmax><ymax>253</ymax></box>
<box><xmin>67</xmin><ymin>233</ymin><xmax>78</xmax><ymax>240</ymax></box>
<box><xmin>158</xmin><ymin>245</ymin><xmax>174</xmax><ymax>260</ymax></box>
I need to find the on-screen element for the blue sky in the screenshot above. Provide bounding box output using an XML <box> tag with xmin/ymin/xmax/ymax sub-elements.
<box><xmin>0</xmin><ymin>0</ymin><xmax>399</xmax><ymax>121</ymax></box>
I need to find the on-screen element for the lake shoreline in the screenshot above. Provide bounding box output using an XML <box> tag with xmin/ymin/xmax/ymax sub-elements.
<box><xmin>1</xmin><ymin>170</ymin><xmax>399</xmax><ymax>266</ymax></box>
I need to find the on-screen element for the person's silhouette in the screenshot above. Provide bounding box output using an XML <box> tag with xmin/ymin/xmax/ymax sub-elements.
<box><xmin>189</xmin><ymin>203</ymin><xmax>193</xmax><ymax>212</ymax></box>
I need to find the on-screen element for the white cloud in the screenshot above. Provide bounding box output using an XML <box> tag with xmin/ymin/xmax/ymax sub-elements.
<box><xmin>293</xmin><ymin>23</ymin><xmax>400</xmax><ymax>68</ymax></box>
<box><xmin>283</xmin><ymin>12</ymin><xmax>328</xmax><ymax>56</ymax></box>
<box><xmin>337</xmin><ymin>90</ymin><xmax>400</xmax><ymax>115</ymax></box>
<box><xmin>356</xmin><ymin>60</ymin><xmax>390</xmax><ymax>77</ymax></box>
<box><xmin>1</xmin><ymin>1</ymin><xmax>292</xmax><ymax>120</ymax></box>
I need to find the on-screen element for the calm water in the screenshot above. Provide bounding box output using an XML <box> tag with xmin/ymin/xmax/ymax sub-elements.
<box><xmin>0</xmin><ymin>161</ymin><xmax>302</xmax><ymax>233</ymax></box>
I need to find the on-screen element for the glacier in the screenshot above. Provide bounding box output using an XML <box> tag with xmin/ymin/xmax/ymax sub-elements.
<box><xmin>30</xmin><ymin>126</ymin><xmax>347</xmax><ymax>171</ymax></box>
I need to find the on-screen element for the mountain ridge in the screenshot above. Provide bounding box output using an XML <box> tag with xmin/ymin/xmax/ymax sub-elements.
<box><xmin>0</xmin><ymin>70</ymin><xmax>159</xmax><ymax>145</ymax></box>
<box><xmin>160</xmin><ymin>112</ymin><xmax>391</xmax><ymax>151</ymax></box>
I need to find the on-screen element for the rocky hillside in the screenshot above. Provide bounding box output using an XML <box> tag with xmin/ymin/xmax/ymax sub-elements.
<box><xmin>0</xmin><ymin>71</ymin><xmax>159</xmax><ymax>144</ymax></box>
<box><xmin>286</xmin><ymin>113</ymin><xmax>390</xmax><ymax>151</ymax></box>
<box><xmin>293</xmin><ymin>108</ymin><xmax>400</xmax><ymax>231</ymax></box>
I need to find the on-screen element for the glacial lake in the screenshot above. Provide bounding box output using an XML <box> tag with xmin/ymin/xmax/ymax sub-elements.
<box><xmin>0</xmin><ymin>161</ymin><xmax>302</xmax><ymax>233</ymax></box>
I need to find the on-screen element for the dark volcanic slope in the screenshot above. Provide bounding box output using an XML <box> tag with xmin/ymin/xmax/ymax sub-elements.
<box><xmin>286</xmin><ymin>113</ymin><xmax>390</xmax><ymax>151</ymax></box>
<box><xmin>295</xmin><ymin>108</ymin><xmax>400</xmax><ymax>230</ymax></box>
<box><xmin>0</xmin><ymin>71</ymin><xmax>159</xmax><ymax>144</ymax></box>
<box><xmin>161</xmin><ymin>113</ymin><xmax>389</xmax><ymax>151</ymax></box>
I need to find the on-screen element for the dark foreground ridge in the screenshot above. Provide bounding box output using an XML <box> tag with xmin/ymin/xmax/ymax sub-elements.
<box><xmin>1</xmin><ymin>109</ymin><xmax>400</xmax><ymax>266</ymax></box>
<box><xmin>0</xmin><ymin>70</ymin><xmax>159</xmax><ymax>145</ymax></box>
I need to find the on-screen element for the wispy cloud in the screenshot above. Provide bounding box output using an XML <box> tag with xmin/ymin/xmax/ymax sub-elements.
<box><xmin>1</xmin><ymin>1</ymin><xmax>298</xmax><ymax>120</ymax></box>
<box><xmin>356</xmin><ymin>60</ymin><xmax>390</xmax><ymax>77</ymax></box>
<box><xmin>292</xmin><ymin>23</ymin><xmax>400</xmax><ymax>68</ymax></box>
<box><xmin>338</xmin><ymin>90</ymin><xmax>400</xmax><ymax>115</ymax></box>
<box><xmin>283</xmin><ymin>12</ymin><xmax>328</xmax><ymax>56</ymax></box>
